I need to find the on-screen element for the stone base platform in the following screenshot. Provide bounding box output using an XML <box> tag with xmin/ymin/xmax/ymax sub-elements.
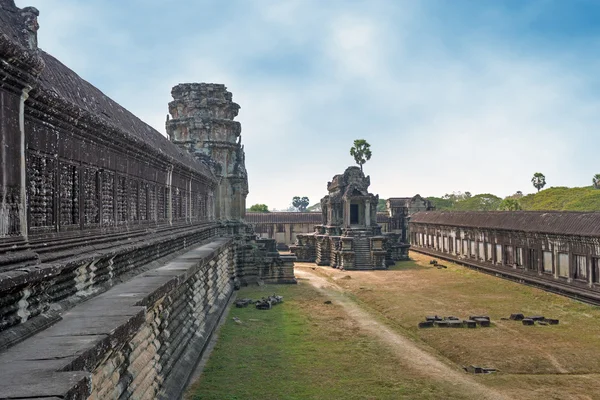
<box><xmin>0</xmin><ymin>238</ymin><xmax>235</xmax><ymax>400</ymax></box>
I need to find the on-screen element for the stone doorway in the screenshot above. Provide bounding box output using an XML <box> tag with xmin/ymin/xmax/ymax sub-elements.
<box><xmin>350</xmin><ymin>204</ymin><xmax>359</xmax><ymax>225</ymax></box>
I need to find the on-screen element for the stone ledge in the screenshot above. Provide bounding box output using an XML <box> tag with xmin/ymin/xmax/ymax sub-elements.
<box><xmin>0</xmin><ymin>237</ymin><xmax>233</xmax><ymax>399</ymax></box>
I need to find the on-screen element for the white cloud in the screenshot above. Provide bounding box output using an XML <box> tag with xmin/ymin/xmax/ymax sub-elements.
<box><xmin>15</xmin><ymin>0</ymin><xmax>600</xmax><ymax>209</ymax></box>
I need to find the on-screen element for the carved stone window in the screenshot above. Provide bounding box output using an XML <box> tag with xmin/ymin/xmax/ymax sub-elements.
<box><xmin>157</xmin><ymin>186</ymin><xmax>165</xmax><ymax>220</ymax></box>
<box><xmin>129</xmin><ymin>179</ymin><xmax>139</xmax><ymax>221</ymax></box>
<box><xmin>181</xmin><ymin>189</ymin><xmax>187</xmax><ymax>219</ymax></box>
<box><xmin>139</xmin><ymin>182</ymin><xmax>148</xmax><ymax>221</ymax></box>
<box><xmin>83</xmin><ymin>168</ymin><xmax>100</xmax><ymax>225</ymax></box>
<box><xmin>116</xmin><ymin>176</ymin><xmax>127</xmax><ymax>222</ymax></box>
<box><xmin>148</xmin><ymin>185</ymin><xmax>156</xmax><ymax>221</ymax></box>
<box><xmin>101</xmin><ymin>171</ymin><xmax>114</xmax><ymax>225</ymax></box>
<box><xmin>59</xmin><ymin>162</ymin><xmax>79</xmax><ymax>227</ymax></box>
<box><xmin>28</xmin><ymin>153</ymin><xmax>56</xmax><ymax>228</ymax></box>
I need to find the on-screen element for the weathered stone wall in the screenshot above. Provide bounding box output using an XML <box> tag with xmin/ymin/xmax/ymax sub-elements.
<box><xmin>0</xmin><ymin>238</ymin><xmax>235</xmax><ymax>399</ymax></box>
<box><xmin>410</xmin><ymin>212</ymin><xmax>600</xmax><ymax>303</ymax></box>
<box><xmin>88</xmin><ymin>240</ymin><xmax>234</xmax><ymax>400</ymax></box>
<box><xmin>0</xmin><ymin>223</ymin><xmax>219</xmax><ymax>346</ymax></box>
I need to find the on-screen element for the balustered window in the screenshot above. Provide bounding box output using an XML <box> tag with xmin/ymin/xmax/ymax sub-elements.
<box><xmin>101</xmin><ymin>171</ymin><xmax>114</xmax><ymax>225</ymax></box>
<box><xmin>139</xmin><ymin>182</ymin><xmax>148</xmax><ymax>221</ymax></box>
<box><xmin>59</xmin><ymin>162</ymin><xmax>78</xmax><ymax>226</ymax></box>
<box><xmin>28</xmin><ymin>153</ymin><xmax>56</xmax><ymax>228</ymax></box>
<box><xmin>129</xmin><ymin>179</ymin><xmax>139</xmax><ymax>221</ymax></box>
<box><xmin>148</xmin><ymin>184</ymin><xmax>156</xmax><ymax>221</ymax></box>
<box><xmin>83</xmin><ymin>168</ymin><xmax>100</xmax><ymax>225</ymax></box>
<box><xmin>157</xmin><ymin>186</ymin><xmax>166</xmax><ymax>220</ymax></box>
<box><xmin>116</xmin><ymin>176</ymin><xmax>127</xmax><ymax>222</ymax></box>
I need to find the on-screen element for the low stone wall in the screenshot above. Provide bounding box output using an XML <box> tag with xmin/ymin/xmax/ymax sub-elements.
<box><xmin>0</xmin><ymin>238</ymin><xmax>235</xmax><ymax>399</ymax></box>
<box><xmin>0</xmin><ymin>223</ymin><xmax>219</xmax><ymax>349</ymax></box>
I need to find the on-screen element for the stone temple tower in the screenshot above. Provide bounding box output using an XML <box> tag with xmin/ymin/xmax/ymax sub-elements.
<box><xmin>167</xmin><ymin>83</ymin><xmax>248</xmax><ymax>221</ymax></box>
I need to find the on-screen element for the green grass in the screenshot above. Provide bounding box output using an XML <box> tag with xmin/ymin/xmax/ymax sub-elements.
<box><xmin>187</xmin><ymin>283</ymin><xmax>468</xmax><ymax>400</ymax></box>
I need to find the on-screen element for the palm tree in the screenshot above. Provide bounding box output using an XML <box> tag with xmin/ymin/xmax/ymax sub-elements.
<box><xmin>531</xmin><ymin>172</ymin><xmax>546</xmax><ymax>192</ymax></box>
<box><xmin>350</xmin><ymin>139</ymin><xmax>372</xmax><ymax>172</ymax></box>
<box><xmin>593</xmin><ymin>174</ymin><xmax>600</xmax><ymax>189</ymax></box>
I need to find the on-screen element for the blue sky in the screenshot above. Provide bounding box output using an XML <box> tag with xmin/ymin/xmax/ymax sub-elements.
<box><xmin>16</xmin><ymin>0</ymin><xmax>600</xmax><ymax>209</ymax></box>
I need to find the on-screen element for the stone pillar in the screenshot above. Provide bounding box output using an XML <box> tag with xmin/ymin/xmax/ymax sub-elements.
<box><xmin>365</xmin><ymin>200</ymin><xmax>370</xmax><ymax>227</ymax></box>
<box><xmin>345</xmin><ymin>202</ymin><xmax>350</xmax><ymax>227</ymax></box>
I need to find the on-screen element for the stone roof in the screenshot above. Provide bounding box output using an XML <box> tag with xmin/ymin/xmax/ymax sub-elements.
<box><xmin>246</xmin><ymin>212</ymin><xmax>390</xmax><ymax>225</ymax></box>
<box><xmin>0</xmin><ymin>1</ymin><xmax>216</xmax><ymax>180</ymax></box>
<box><xmin>411</xmin><ymin>211</ymin><xmax>600</xmax><ymax>237</ymax></box>
<box><xmin>37</xmin><ymin>53</ymin><xmax>215</xmax><ymax>175</ymax></box>
<box><xmin>246</xmin><ymin>212</ymin><xmax>323</xmax><ymax>224</ymax></box>
<box><xmin>388</xmin><ymin>195</ymin><xmax>429</xmax><ymax>208</ymax></box>
<box><xmin>0</xmin><ymin>1</ymin><xmax>27</xmax><ymax>47</ymax></box>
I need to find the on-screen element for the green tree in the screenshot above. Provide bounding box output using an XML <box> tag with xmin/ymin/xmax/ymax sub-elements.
<box><xmin>426</xmin><ymin>196</ymin><xmax>455</xmax><ymax>210</ymax></box>
<box><xmin>453</xmin><ymin>194</ymin><xmax>502</xmax><ymax>211</ymax></box>
<box><xmin>593</xmin><ymin>174</ymin><xmax>600</xmax><ymax>189</ymax></box>
<box><xmin>292</xmin><ymin>196</ymin><xmax>310</xmax><ymax>212</ymax></box>
<box><xmin>248</xmin><ymin>204</ymin><xmax>269</xmax><ymax>212</ymax></box>
<box><xmin>377</xmin><ymin>198</ymin><xmax>387</xmax><ymax>212</ymax></box>
<box><xmin>350</xmin><ymin>139</ymin><xmax>372</xmax><ymax>172</ymax></box>
<box><xmin>531</xmin><ymin>172</ymin><xmax>546</xmax><ymax>192</ymax></box>
<box><xmin>498</xmin><ymin>198</ymin><xmax>522</xmax><ymax>211</ymax></box>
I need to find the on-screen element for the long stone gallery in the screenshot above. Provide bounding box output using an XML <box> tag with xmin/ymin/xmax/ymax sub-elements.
<box><xmin>3</xmin><ymin>1</ymin><xmax>600</xmax><ymax>399</ymax></box>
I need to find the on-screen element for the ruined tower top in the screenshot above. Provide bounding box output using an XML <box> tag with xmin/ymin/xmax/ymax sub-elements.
<box><xmin>166</xmin><ymin>82</ymin><xmax>248</xmax><ymax>220</ymax></box>
<box><xmin>169</xmin><ymin>83</ymin><xmax>240</xmax><ymax>120</ymax></box>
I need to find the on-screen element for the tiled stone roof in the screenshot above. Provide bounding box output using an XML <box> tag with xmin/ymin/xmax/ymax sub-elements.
<box><xmin>411</xmin><ymin>211</ymin><xmax>600</xmax><ymax>237</ymax></box>
<box><xmin>246</xmin><ymin>212</ymin><xmax>323</xmax><ymax>224</ymax></box>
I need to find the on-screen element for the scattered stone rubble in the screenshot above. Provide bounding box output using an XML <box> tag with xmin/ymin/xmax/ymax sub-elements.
<box><xmin>505</xmin><ymin>313</ymin><xmax>559</xmax><ymax>326</ymax></box>
<box><xmin>429</xmin><ymin>259</ymin><xmax>447</xmax><ymax>269</ymax></box>
<box><xmin>234</xmin><ymin>295</ymin><xmax>284</xmax><ymax>310</ymax></box>
<box><xmin>418</xmin><ymin>315</ymin><xmax>491</xmax><ymax>328</ymax></box>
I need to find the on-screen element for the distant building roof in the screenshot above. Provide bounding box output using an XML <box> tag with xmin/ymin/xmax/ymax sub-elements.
<box><xmin>411</xmin><ymin>211</ymin><xmax>600</xmax><ymax>237</ymax></box>
<box><xmin>246</xmin><ymin>212</ymin><xmax>323</xmax><ymax>224</ymax></box>
<box><xmin>387</xmin><ymin>195</ymin><xmax>431</xmax><ymax>208</ymax></box>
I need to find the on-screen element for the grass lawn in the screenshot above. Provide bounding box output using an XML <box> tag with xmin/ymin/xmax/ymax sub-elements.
<box><xmin>306</xmin><ymin>251</ymin><xmax>600</xmax><ymax>399</ymax></box>
<box><xmin>186</xmin><ymin>282</ymin><xmax>469</xmax><ymax>400</ymax></box>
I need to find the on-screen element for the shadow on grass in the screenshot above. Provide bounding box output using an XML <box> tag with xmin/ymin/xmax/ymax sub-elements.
<box><xmin>388</xmin><ymin>259</ymin><xmax>432</xmax><ymax>271</ymax></box>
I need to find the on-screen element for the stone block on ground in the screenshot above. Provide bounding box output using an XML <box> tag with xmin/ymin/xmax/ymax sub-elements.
<box><xmin>509</xmin><ymin>313</ymin><xmax>524</xmax><ymax>321</ymax></box>
<box><xmin>469</xmin><ymin>315</ymin><xmax>490</xmax><ymax>321</ymax></box>
<box><xmin>526</xmin><ymin>315</ymin><xmax>545</xmax><ymax>321</ymax></box>
<box><xmin>522</xmin><ymin>318</ymin><xmax>535</xmax><ymax>326</ymax></box>
<box><xmin>464</xmin><ymin>320</ymin><xmax>477</xmax><ymax>328</ymax></box>
<box><xmin>446</xmin><ymin>320</ymin><xmax>463</xmax><ymax>328</ymax></box>
<box><xmin>418</xmin><ymin>321</ymin><xmax>434</xmax><ymax>328</ymax></box>
<box><xmin>235</xmin><ymin>298</ymin><xmax>253</xmax><ymax>308</ymax></box>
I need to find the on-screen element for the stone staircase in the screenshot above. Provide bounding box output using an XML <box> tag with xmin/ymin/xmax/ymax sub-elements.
<box><xmin>353</xmin><ymin>237</ymin><xmax>372</xmax><ymax>269</ymax></box>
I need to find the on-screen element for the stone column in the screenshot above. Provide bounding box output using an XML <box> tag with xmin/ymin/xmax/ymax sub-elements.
<box><xmin>345</xmin><ymin>202</ymin><xmax>350</xmax><ymax>227</ymax></box>
<box><xmin>365</xmin><ymin>200</ymin><xmax>370</xmax><ymax>227</ymax></box>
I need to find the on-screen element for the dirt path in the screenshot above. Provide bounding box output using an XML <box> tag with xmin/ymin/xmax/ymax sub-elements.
<box><xmin>295</xmin><ymin>267</ymin><xmax>512</xmax><ymax>400</ymax></box>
